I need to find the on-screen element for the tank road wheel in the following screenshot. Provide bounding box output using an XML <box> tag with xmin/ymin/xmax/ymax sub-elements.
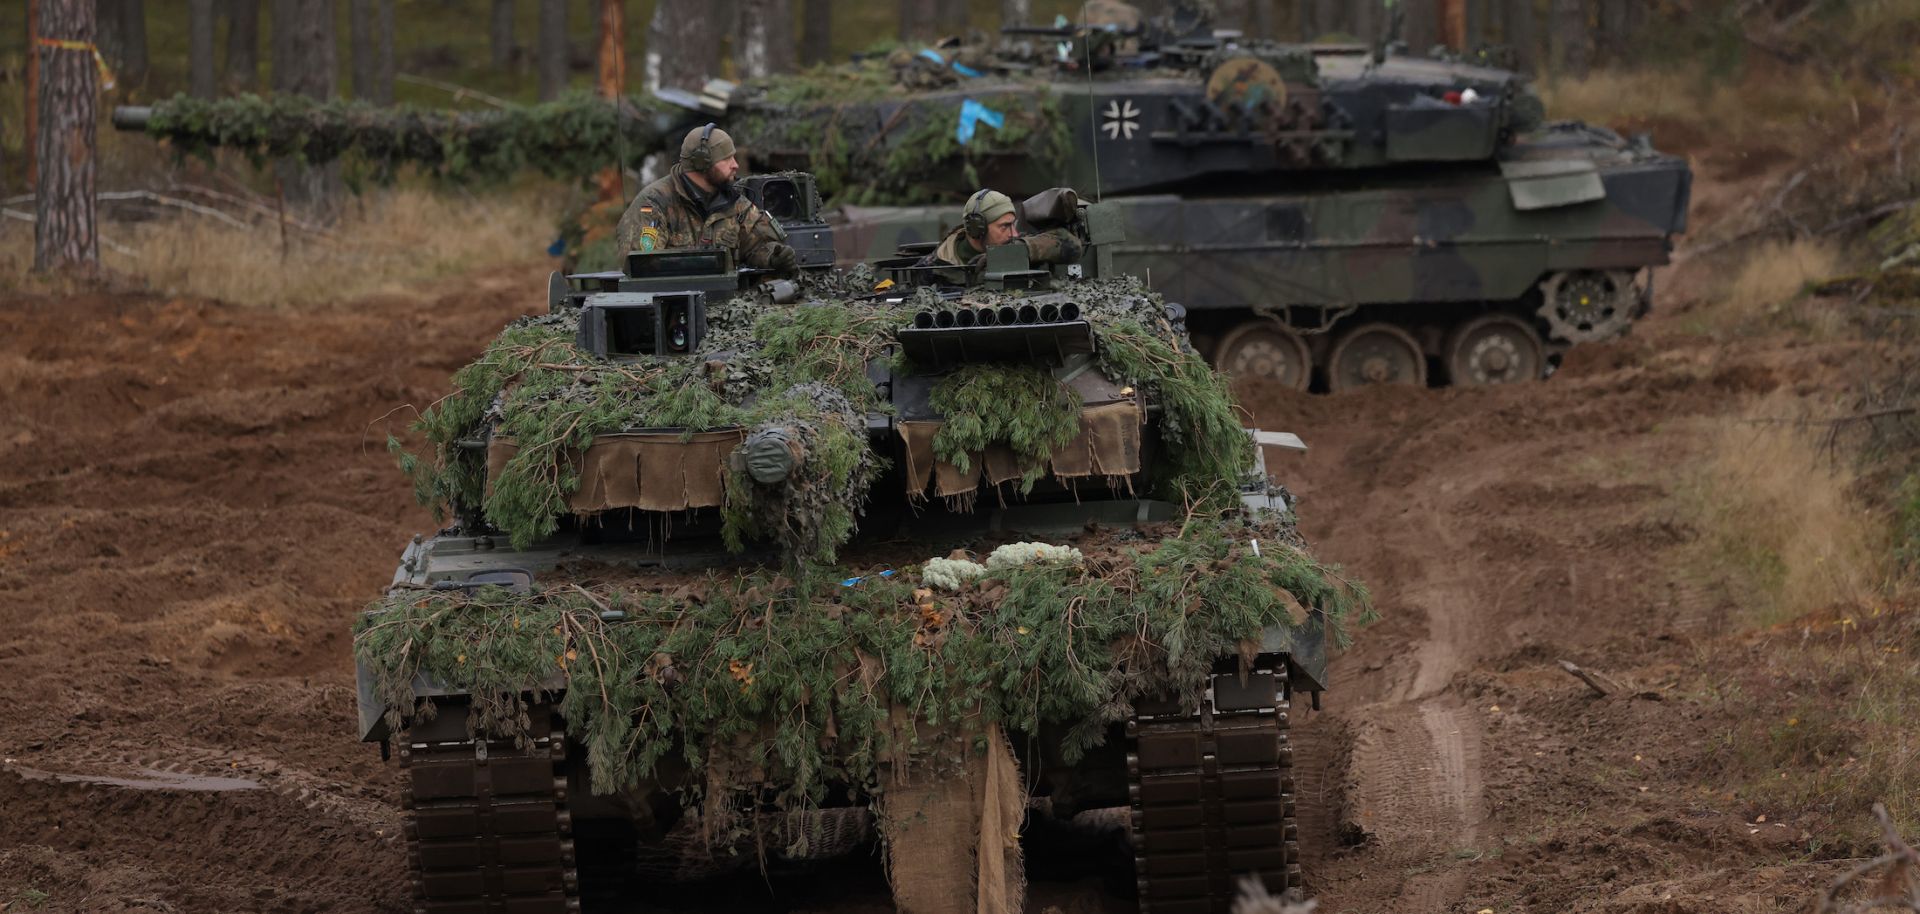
<box><xmin>1326</xmin><ymin>323</ymin><xmax>1426</xmax><ymax>392</ymax></box>
<box><xmin>1536</xmin><ymin>270</ymin><xmax>1637</xmax><ymax>343</ymax></box>
<box><xmin>401</xmin><ymin>708</ymin><xmax>579</xmax><ymax>914</ymax></box>
<box><xmin>1215</xmin><ymin>322</ymin><xmax>1313</xmax><ymax>391</ymax></box>
<box><xmin>1444</xmin><ymin>314</ymin><xmax>1545</xmax><ymax>385</ymax></box>
<box><xmin>1129</xmin><ymin>663</ymin><xmax>1301</xmax><ymax>912</ymax></box>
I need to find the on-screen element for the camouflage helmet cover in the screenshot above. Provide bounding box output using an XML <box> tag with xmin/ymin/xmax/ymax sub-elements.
<box><xmin>680</xmin><ymin>124</ymin><xmax>737</xmax><ymax>170</ymax></box>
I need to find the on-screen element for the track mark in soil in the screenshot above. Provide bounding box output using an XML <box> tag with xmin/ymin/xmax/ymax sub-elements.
<box><xmin>6</xmin><ymin>762</ymin><xmax>262</xmax><ymax>792</ymax></box>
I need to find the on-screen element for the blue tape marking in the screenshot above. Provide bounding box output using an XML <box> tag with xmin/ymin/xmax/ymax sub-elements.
<box><xmin>956</xmin><ymin>98</ymin><xmax>1005</xmax><ymax>145</ymax></box>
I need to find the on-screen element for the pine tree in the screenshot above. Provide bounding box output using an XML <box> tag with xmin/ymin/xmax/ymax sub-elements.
<box><xmin>34</xmin><ymin>0</ymin><xmax>99</xmax><ymax>273</ymax></box>
<box><xmin>538</xmin><ymin>0</ymin><xmax>568</xmax><ymax>101</ymax></box>
<box><xmin>189</xmin><ymin>0</ymin><xmax>216</xmax><ymax>98</ymax></box>
<box><xmin>271</xmin><ymin>0</ymin><xmax>342</xmax><ymax>216</ymax></box>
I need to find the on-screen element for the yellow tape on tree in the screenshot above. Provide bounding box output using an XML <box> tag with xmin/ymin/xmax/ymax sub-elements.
<box><xmin>34</xmin><ymin>36</ymin><xmax>116</xmax><ymax>91</ymax></box>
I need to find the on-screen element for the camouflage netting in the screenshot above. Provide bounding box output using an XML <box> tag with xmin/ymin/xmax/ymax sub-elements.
<box><xmin>353</xmin><ymin>515</ymin><xmax>1373</xmax><ymax>849</ymax></box>
<box><xmin>728</xmin><ymin>70</ymin><xmax>1076</xmax><ymax>206</ymax></box>
<box><xmin>390</xmin><ymin>273</ymin><xmax>1257</xmax><ymax>565</ymax></box>
<box><xmin>371</xmin><ymin>270</ymin><xmax>1372</xmax><ymax>860</ymax></box>
<box><xmin>138</xmin><ymin>91</ymin><xmax>685</xmax><ymax>182</ymax></box>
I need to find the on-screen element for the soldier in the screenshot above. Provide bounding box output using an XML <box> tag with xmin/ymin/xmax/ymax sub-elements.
<box><xmin>919</xmin><ymin>188</ymin><xmax>1083</xmax><ymax>285</ymax></box>
<box><xmin>615</xmin><ymin>124</ymin><xmax>800</xmax><ymax>277</ymax></box>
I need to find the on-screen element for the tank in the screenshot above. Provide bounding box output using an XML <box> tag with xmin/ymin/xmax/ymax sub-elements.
<box><xmin>675</xmin><ymin>4</ymin><xmax>1691</xmax><ymax>390</ymax></box>
<box><xmin>355</xmin><ymin>181</ymin><xmax>1370</xmax><ymax>913</ymax></box>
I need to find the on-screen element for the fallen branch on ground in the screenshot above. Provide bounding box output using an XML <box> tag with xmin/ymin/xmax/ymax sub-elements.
<box><xmin>1815</xmin><ymin>803</ymin><xmax>1920</xmax><ymax>913</ymax></box>
<box><xmin>1558</xmin><ymin>659</ymin><xmax>1618</xmax><ymax>697</ymax></box>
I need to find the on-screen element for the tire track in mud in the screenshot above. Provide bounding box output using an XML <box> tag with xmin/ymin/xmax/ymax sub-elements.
<box><xmin>1250</xmin><ymin>394</ymin><xmax>1507</xmax><ymax>912</ymax></box>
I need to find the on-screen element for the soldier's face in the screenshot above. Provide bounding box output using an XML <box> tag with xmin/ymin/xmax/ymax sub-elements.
<box><xmin>707</xmin><ymin>155</ymin><xmax>740</xmax><ymax>186</ymax></box>
<box><xmin>986</xmin><ymin>213</ymin><xmax>1020</xmax><ymax>246</ymax></box>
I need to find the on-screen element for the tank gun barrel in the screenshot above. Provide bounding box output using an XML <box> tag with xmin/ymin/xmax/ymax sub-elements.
<box><xmin>107</xmin><ymin>94</ymin><xmax>701</xmax><ymax>178</ymax></box>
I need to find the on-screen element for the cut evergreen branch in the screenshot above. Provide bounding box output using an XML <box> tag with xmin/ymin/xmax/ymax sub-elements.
<box><xmin>929</xmin><ymin>364</ymin><xmax>1084</xmax><ymax>491</ymax></box>
<box><xmin>354</xmin><ymin>517</ymin><xmax>1371</xmax><ymax>826</ymax></box>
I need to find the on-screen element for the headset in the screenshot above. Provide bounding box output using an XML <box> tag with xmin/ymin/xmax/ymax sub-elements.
<box><xmin>685</xmin><ymin>122</ymin><xmax>719</xmax><ymax>171</ymax></box>
<box><xmin>962</xmin><ymin>188</ymin><xmax>994</xmax><ymax>241</ymax></box>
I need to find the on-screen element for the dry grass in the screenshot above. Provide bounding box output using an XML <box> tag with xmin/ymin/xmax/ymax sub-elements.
<box><xmin>1537</xmin><ymin>66</ymin><xmax>1850</xmax><ymax>145</ymax></box>
<box><xmin>1688</xmin><ymin>396</ymin><xmax>1887</xmax><ymax>626</ymax></box>
<box><xmin>1683</xmin><ymin>238</ymin><xmax>1848</xmax><ymax>338</ymax></box>
<box><xmin>1</xmin><ymin>186</ymin><xmax>560</xmax><ymax>307</ymax></box>
<box><xmin>1685</xmin><ymin>399</ymin><xmax>1917</xmax><ymax>847</ymax></box>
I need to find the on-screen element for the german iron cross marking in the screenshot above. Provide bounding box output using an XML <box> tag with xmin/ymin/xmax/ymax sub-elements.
<box><xmin>1102</xmin><ymin>100</ymin><xmax>1141</xmax><ymax>140</ymax></box>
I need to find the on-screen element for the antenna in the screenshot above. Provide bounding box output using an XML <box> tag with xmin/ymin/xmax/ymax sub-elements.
<box><xmin>614</xmin><ymin>53</ymin><xmax>629</xmax><ymax>204</ymax></box>
<box><xmin>1082</xmin><ymin>2</ymin><xmax>1103</xmax><ymax>203</ymax></box>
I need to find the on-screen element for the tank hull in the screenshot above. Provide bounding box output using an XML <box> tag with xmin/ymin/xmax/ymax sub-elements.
<box><xmin>833</xmin><ymin>134</ymin><xmax>1690</xmax><ymax>387</ymax></box>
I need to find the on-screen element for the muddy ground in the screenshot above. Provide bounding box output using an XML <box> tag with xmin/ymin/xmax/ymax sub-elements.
<box><xmin>0</xmin><ymin>172</ymin><xmax>1882</xmax><ymax>912</ymax></box>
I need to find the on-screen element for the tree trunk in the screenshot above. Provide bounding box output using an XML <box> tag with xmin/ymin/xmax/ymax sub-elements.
<box><xmin>739</xmin><ymin>0</ymin><xmax>796</xmax><ymax>79</ymax></box>
<box><xmin>1000</xmin><ymin>0</ymin><xmax>1030</xmax><ymax>27</ymax></box>
<box><xmin>189</xmin><ymin>0</ymin><xmax>216</xmax><ymax>97</ymax></box>
<box><xmin>1506</xmin><ymin>0</ymin><xmax>1536</xmax><ymax>72</ymax></box>
<box><xmin>225</xmin><ymin>0</ymin><xmax>259</xmax><ymax>91</ymax></box>
<box><xmin>538</xmin><ymin>0</ymin><xmax>568</xmax><ymax>100</ymax></box>
<box><xmin>348</xmin><ymin>0</ymin><xmax>394</xmax><ymax>104</ymax></box>
<box><xmin>26</xmin><ymin>0</ymin><xmax>40</xmax><ymax>188</ymax></box>
<box><xmin>374</xmin><ymin>0</ymin><xmax>394</xmax><ymax>101</ymax></box>
<box><xmin>35</xmin><ymin>0</ymin><xmax>99</xmax><ymax>273</ymax></box>
<box><xmin>350</xmin><ymin>0</ymin><xmax>373</xmax><ymax>99</ymax></box>
<box><xmin>898</xmin><ymin>0</ymin><xmax>937</xmax><ymax>42</ymax></box>
<box><xmin>1311</xmin><ymin>0</ymin><xmax>1339</xmax><ymax>38</ymax></box>
<box><xmin>96</xmin><ymin>0</ymin><xmax>121</xmax><ymax>78</ymax></box>
<box><xmin>1403</xmin><ymin>0</ymin><xmax>1439</xmax><ymax>52</ymax></box>
<box><xmin>935</xmin><ymin>0</ymin><xmax>967</xmax><ymax>33</ymax></box>
<box><xmin>491</xmin><ymin>0</ymin><xmax>515</xmax><ymax>69</ymax></box>
<box><xmin>271</xmin><ymin>0</ymin><xmax>341</xmax><ymax>217</ymax></box>
<box><xmin>121</xmin><ymin>0</ymin><xmax>146</xmax><ymax>87</ymax></box>
<box><xmin>1296</xmin><ymin>0</ymin><xmax>1314</xmax><ymax>41</ymax></box>
<box><xmin>1551</xmin><ymin>0</ymin><xmax>1587</xmax><ymax>77</ymax></box>
<box><xmin>800</xmin><ymin>0</ymin><xmax>831</xmax><ymax>65</ymax></box>
<box><xmin>1352</xmin><ymin>0</ymin><xmax>1377</xmax><ymax>46</ymax></box>
<box><xmin>646</xmin><ymin>0</ymin><xmax>725</xmax><ymax>92</ymax></box>
<box><xmin>1440</xmin><ymin>0</ymin><xmax>1466</xmax><ymax>48</ymax></box>
<box><xmin>1248</xmin><ymin>0</ymin><xmax>1275</xmax><ymax>40</ymax></box>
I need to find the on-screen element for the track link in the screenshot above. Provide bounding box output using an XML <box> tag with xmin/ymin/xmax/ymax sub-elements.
<box><xmin>401</xmin><ymin>709</ymin><xmax>579</xmax><ymax>914</ymax></box>
<box><xmin>1129</xmin><ymin>662</ymin><xmax>1300</xmax><ymax>914</ymax></box>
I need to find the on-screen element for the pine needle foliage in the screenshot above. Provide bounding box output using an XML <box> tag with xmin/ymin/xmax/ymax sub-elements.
<box><xmin>928</xmin><ymin>365</ymin><xmax>1084</xmax><ymax>491</ymax></box>
<box><xmin>354</xmin><ymin>518</ymin><xmax>1372</xmax><ymax>824</ymax></box>
<box><xmin>392</xmin><ymin>277</ymin><xmax>1259</xmax><ymax>566</ymax></box>
<box><xmin>141</xmin><ymin>92</ymin><xmax>683</xmax><ymax>182</ymax></box>
<box><xmin>1096</xmin><ymin>319</ymin><xmax>1257</xmax><ymax>509</ymax></box>
<box><xmin>394</xmin><ymin>301</ymin><xmax>902</xmax><ymax>559</ymax></box>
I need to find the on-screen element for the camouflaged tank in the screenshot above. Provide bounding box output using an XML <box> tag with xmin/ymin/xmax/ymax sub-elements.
<box><xmin>356</xmin><ymin>178</ymin><xmax>1369</xmax><ymax>913</ymax></box>
<box><xmin>673</xmin><ymin>4</ymin><xmax>1691</xmax><ymax>390</ymax></box>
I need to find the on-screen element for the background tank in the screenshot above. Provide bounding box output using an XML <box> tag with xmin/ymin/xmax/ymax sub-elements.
<box><xmin>683</xmin><ymin>4</ymin><xmax>1691</xmax><ymax>390</ymax></box>
<box><xmin>356</xmin><ymin>192</ymin><xmax>1369</xmax><ymax>912</ymax></box>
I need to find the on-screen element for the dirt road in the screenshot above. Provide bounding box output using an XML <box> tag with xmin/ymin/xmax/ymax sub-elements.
<box><xmin>0</xmin><ymin>244</ymin><xmax>1864</xmax><ymax>911</ymax></box>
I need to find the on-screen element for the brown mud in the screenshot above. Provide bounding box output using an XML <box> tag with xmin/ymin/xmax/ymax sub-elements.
<box><xmin>0</xmin><ymin>166</ymin><xmax>1876</xmax><ymax>912</ymax></box>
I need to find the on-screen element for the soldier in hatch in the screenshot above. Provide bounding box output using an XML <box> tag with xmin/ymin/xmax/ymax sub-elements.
<box><xmin>615</xmin><ymin>124</ymin><xmax>800</xmax><ymax>277</ymax></box>
<box><xmin>918</xmin><ymin>188</ymin><xmax>1083</xmax><ymax>285</ymax></box>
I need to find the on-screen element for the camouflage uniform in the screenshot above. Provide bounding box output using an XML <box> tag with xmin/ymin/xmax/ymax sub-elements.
<box><xmin>919</xmin><ymin>225</ymin><xmax>1084</xmax><ymax>285</ymax></box>
<box><xmin>614</xmin><ymin>166</ymin><xmax>797</xmax><ymax>275</ymax></box>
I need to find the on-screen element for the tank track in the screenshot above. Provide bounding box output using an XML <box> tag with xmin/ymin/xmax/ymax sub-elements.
<box><xmin>400</xmin><ymin>709</ymin><xmax>579</xmax><ymax>914</ymax></box>
<box><xmin>1128</xmin><ymin>660</ymin><xmax>1300</xmax><ymax>914</ymax></box>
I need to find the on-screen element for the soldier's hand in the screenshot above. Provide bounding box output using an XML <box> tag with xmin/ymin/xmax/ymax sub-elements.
<box><xmin>766</xmin><ymin>243</ymin><xmax>800</xmax><ymax>277</ymax></box>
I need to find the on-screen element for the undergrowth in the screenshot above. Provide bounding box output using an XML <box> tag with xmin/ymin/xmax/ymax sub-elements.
<box><xmin>0</xmin><ymin>186</ymin><xmax>556</xmax><ymax>305</ymax></box>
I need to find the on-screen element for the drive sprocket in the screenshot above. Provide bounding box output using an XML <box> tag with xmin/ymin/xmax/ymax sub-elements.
<box><xmin>1536</xmin><ymin>270</ymin><xmax>1638</xmax><ymax>343</ymax></box>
